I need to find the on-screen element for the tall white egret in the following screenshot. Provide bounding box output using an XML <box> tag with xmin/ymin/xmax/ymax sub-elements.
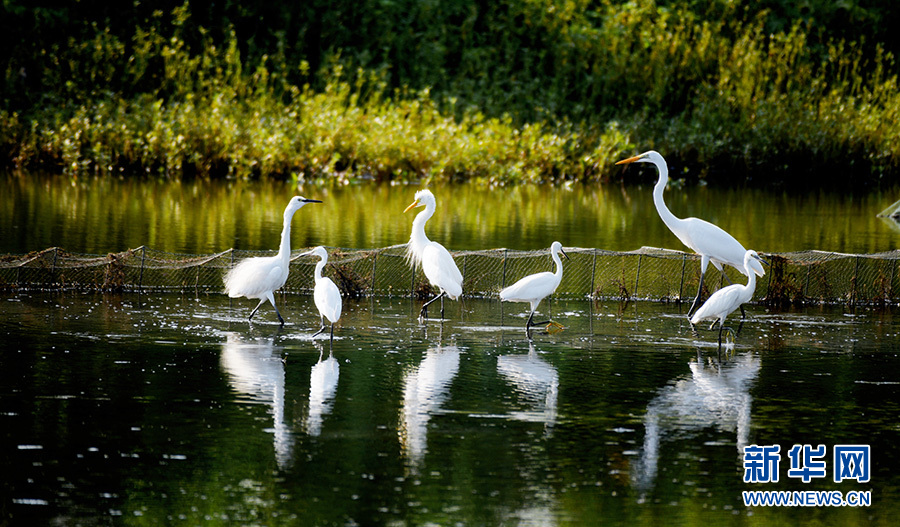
<box><xmin>690</xmin><ymin>249</ymin><xmax>765</xmax><ymax>346</ymax></box>
<box><xmin>500</xmin><ymin>241</ymin><xmax>569</xmax><ymax>332</ymax></box>
<box><xmin>616</xmin><ymin>151</ymin><xmax>764</xmax><ymax>317</ymax></box>
<box><xmin>404</xmin><ymin>189</ymin><xmax>463</xmax><ymax>319</ymax></box>
<box><xmin>224</xmin><ymin>196</ymin><xmax>321</xmax><ymax>324</ymax></box>
<box><xmin>301</xmin><ymin>246</ymin><xmax>342</xmax><ymax>339</ymax></box>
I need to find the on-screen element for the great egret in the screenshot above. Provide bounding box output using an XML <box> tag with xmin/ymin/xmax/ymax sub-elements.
<box><xmin>500</xmin><ymin>241</ymin><xmax>569</xmax><ymax>332</ymax></box>
<box><xmin>404</xmin><ymin>189</ymin><xmax>463</xmax><ymax>319</ymax></box>
<box><xmin>301</xmin><ymin>246</ymin><xmax>342</xmax><ymax>339</ymax></box>
<box><xmin>615</xmin><ymin>151</ymin><xmax>764</xmax><ymax>317</ymax></box>
<box><xmin>224</xmin><ymin>196</ymin><xmax>321</xmax><ymax>324</ymax></box>
<box><xmin>690</xmin><ymin>249</ymin><xmax>765</xmax><ymax>347</ymax></box>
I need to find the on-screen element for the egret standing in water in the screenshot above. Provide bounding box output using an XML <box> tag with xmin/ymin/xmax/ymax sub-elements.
<box><xmin>224</xmin><ymin>196</ymin><xmax>322</xmax><ymax>324</ymax></box>
<box><xmin>690</xmin><ymin>249</ymin><xmax>765</xmax><ymax>347</ymax></box>
<box><xmin>302</xmin><ymin>246</ymin><xmax>342</xmax><ymax>339</ymax></box>
<box><xmin>404</xmin><ymin>189</ymin><xmax>463</xmax><ymax>320</ymax></box>
<box><xmin>615</xmin><ymin>151</ymin><xmax>764</xmax><ymax>317</ymax></box>
<box><xmin>500</xmin><ymin>241</ymin><xmax>569</xmax><ymax>333</ymax></box>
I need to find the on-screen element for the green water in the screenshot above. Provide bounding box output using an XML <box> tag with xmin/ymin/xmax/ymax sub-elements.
<box><xmin>2</xmin><ymin>172</ymin><xmax>899</xmax><ymax>524</ymax></box>
<box><xmin>2</xmin><ymin>293</ymin><xmax>897</xmax><ymax>525</ymax></box>
<box><xmin>2</xmin><ymin>172</ymin><xmax>899</xmax><ymax>256</ymax></box>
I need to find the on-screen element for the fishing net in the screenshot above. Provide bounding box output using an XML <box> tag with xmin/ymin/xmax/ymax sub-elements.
<box><xmin>2</xmin><ymin>245</ymin><xmax>899</xmax><ymax>306</ymax></box>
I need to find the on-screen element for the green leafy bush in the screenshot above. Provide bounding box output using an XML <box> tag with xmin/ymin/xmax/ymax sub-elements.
<box><xmin>1</xmin><ymin>1</ymin><xmax>898</xmax><ymax>185</ymax></box>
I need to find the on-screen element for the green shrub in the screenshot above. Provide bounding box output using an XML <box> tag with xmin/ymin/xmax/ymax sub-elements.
<box><xmin>1</xmin><ymin>1</ymin><xmax>898</xmax><ymax>185</ymax></box>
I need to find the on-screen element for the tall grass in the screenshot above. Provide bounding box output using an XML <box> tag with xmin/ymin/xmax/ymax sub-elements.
<box><xmin>1</xmin><ymin>1</ymin><xmax>898</xmax><ymax>185</ymax></box>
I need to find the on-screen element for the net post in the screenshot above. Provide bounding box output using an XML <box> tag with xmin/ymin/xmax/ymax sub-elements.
<box><xmin>852</xmin><ymin>255</ymin><xmax>860</xmax><ymax>305</ymax></box>
<box><xmin>679</xmin><ymin>253</ymin><xmax>687</xmax><ymax>301</ymax></box>
<box><xmin>373</xmin><ymin>251</ymin><xmax>379</xmax><ymax>294</ymax></box>
<box><xmin>194</xmin><ymin>261</ymin><xmax>200</xmax><ymax>296</ymax></box>
<box><xmin>138</xmin><ymin>246</ymin><xmax>146</xmax><ymax>293</ymax></box>
<box><xmin>51</xmin><ymin>247</ymin><xmax>58</xmax><ymax>288</ymax></box>
<box><xmin>634</xmin><ymin>254</ymin><xmax>643</xmax><ymax>299</ymax></box>
<box><xmin>889</xmin><ymin>258</ymin><xmax>896</xmax><ymax>302</ymax></box>
<box><xmin>804</xmin><ymin>259</ymin><xmax>811</xmax><ymax>298</ymax></box>
<box><xmin>590</xmin><ymin>250</ymin><xmax>597</xmax><ymax>300</ymax></box>
<box><xmin>500</xmin><ymin>249</ymin><xmax>508</xmax><ymax>289</ymax></box>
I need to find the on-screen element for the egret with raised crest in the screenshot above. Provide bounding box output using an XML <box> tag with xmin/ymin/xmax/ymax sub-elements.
<box><xmin>404</xmin><ymin>189</ymin><xmax>463</xmax><ymax>320</ymax></box>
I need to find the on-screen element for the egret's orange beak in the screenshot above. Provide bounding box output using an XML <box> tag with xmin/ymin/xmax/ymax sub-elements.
<box><xmin>403</xmin><ymin>199</ymin><xmax>419</xmax><ymax>213</ymax></box>
<box><xmin>615</xmin><ymin>155</ymin><xmax>642</xmax><ymax>165</ymax></box>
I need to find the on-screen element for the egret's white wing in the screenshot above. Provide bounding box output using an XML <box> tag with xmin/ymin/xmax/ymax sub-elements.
<box><xmin>422</xmin><ymin>242</ymin><xmax>463</xmax><ymax>299</ymax></box>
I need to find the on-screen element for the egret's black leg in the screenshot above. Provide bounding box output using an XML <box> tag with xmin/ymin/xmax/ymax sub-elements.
<box><xmin>312</xmin><ymin>315</ymin><xmax>326</xmax><ymax>337</ymax></box>
<box><xmin>420</xmin><ymin>292</ymin><xmax>444</xmax><ymax>319</ymax></box>
<box><xmin>688</xmin><ymin>270</ymin><xmax>707</xmax><ymax>317</ymax></box>
<box><xmin>440</xmin><ymin>295</ymin><xmax>445</xmax><ymax>319</ymax></box>
<box><xmin>717</xmin><ymin>321</ymin><xmax>725</xmax><ymax>349</ymax></box>
<box><xmin>248</xmin><ymin>298</ymin><xmax>267</xmax><ymax>322</ymax></box>
<box><xmin>524</xmin><ymin>310</ymin><xmax>536</xmax><ymax>333</ymax></box>
<box><xmin>329</xmin><ymin>323</ymin><xmax>334</xmax><ymax>341</ymax></box>
<box><xmin>273</xmin><ymin>305</ymin><xmax>285</xmax><ymax>326</ymax></box>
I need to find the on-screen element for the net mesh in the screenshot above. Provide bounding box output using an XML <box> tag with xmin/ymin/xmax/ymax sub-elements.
<box><xmin>2</xmin><ymin>245</ymin><xmax>899</xmax><ymax>306</ymax></box>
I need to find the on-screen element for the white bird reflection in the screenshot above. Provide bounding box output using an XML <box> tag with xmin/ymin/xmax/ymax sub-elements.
<box><xmin>220</xmin><ymin>331</ymin><xmax>292</xmax><ymax>469</ymax></box>
<box><xmin>632</xmin><ymin>352</ymin><xmax>760</xmax><ymax>491</ymax></box>
<box><xmin>305</xmin><ymin>341</ymin><xmax>340</xmax><ymax>437</ymax></box>
<box><xmin>399</xmin><ymin>343</ymin><xmax>461</xmax><ymax>468</ymax></box>
<box><xmin>496</xmin><ymin>340</ymin><xmax>559</xmax><ymax>432</ymax></box>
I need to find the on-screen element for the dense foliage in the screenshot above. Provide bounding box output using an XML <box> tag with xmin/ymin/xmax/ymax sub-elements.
<box><xmin>1</xmin><ymin>0</ymin><xmax>898</xmax><ymax>186</ymax></box>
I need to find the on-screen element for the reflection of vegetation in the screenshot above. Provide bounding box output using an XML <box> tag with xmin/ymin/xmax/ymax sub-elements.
<box><xmin>1</xmin><ymin>1</ymin><xmax>899</xmax><ymax>185</ymax></box>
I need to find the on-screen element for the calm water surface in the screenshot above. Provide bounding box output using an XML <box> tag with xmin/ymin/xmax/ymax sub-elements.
<box><xmin>2</xmin><ymin>172</ymin><xmax>899</xmax><ymax>255</ymax></box>
<box><xmin>2</xmin><ymin>293</ymin><xmax>897</xmax><ymax>525</ymax></box>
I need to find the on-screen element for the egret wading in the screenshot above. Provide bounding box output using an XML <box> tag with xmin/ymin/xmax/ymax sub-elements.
<box><xmin>224</xmin><ymin>196</ymin><xmax>322</xmax><ymax>324</ymax></box>
<box><xmin>690</xmin><ymin>249</ymin><xmax>766</xmax><ymax>347</ymax></box>
<box><xmin>302</xmin><ymin>246</ymin><xmax>342</xmax><ymax>339</ymax></box>
<box><xmin>615</xmin><ymin>151</ymin><xmax>764</xmax><ymax>317</ymax></box>
<box><xmin>500</xmin><ymin>241</ymin><xmax>569</xmax><ymax>333</ymax></box>
<box><xmin>404</xmin><ymin>189</ymin><xmax>463</xmax><ymax>320</ymax></box>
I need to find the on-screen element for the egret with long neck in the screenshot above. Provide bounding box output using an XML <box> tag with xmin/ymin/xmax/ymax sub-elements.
<box><xmin>690</xmin><ymin>249</ymin><xmax>766</xmax><ymax>347</ymax></box>
<box><xmin>224</xmin><ymin>196</ymin><xmax>322</xmax><ymax>324</ymax></box>
<box><xmin>500</xmin><ymin>241</ymin><xmax>569</xmax><ymax>333</ymax></box>
<box><xmin>302</xmin><ymin>246</ymin><xmax>342</xmax><ymax>339</ymax></box>
<box><xmin>404</xmin><ymin>189</ymin><xmax>463</xmax><ymax>320</ymax></box>
<box><xmin>615</xmin><ymin>151</ymin><xmax>764</xmax><ymax>317</ymax></box>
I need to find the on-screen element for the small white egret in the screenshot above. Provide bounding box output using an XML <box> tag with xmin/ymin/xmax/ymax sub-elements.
<box><xmin>500</xmin><ymin>241</ymin><xmax>569</xmax><ymax>332</ymax></box>
<box><xmin>301</xmin><ymin>246</ymin><xmax>342</xmax><ymax>339</ymax></box>
<box><xmin>690</xmin><ymin>249</ymin><xmax>766</xmax><ymax>347</ymax></box>
<box><xmin>404</xmin><ymin>189</ymin><xmax>463</xmax><ymax>319</ymax></box>
<box><xmin>224</xmin><ymin>196</ymin><xmax>321</xmax><ymax>324</ymax></box>
<box><xmin>615</xmin><ymin>151</ymin><xmax>765</xmax><ymax>317</ymax></box>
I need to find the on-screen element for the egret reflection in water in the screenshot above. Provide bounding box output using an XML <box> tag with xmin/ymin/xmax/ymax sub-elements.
<box><xmin>496</xmin><ymin>340</ymin><xmax>559</xmax><ymax>432</ymax></box>
<box><xmin>220</xmin><ymin>331</ymin><xmax>293</xmax><ymax>468</ymax></box>
<box><xmin>399</xmin><ymin>342</ymin><xmax>461</xmax><ymax>467</ymax></box>
<box><xmin>632</xmin><ymin>352</ymin><xmax>760</xmax><ymax>491</ymax></box>
<box><xmin>305</xmin><ymin>340</ymin><xmax>340</xmax><ymax>437</ymax></box>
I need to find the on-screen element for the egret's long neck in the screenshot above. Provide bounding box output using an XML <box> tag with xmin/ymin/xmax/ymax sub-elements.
<box><xmin>742</xmin><ymin>260</ymin><xmax>758</xmax><ymax>298</ymax></box>
<box><xmin>314</xmin><ymin>259</ymin><xmax>326</xmax><ymax>281</ymax></box>
<box><xmin>651</xmin><ymin>162</ymin><xmax>683</xmax><ymax>232</ymax></box>
<box><xmin>551</xmin><ymin>250</ymin><xmax>564</xmax><ymax>280</ymax></box>
<box><xmin>277</xmin><ymin>210</ymin><xmax>296</xmax><ymax>260</ymax></box>
<box><xmin>407</xmin><ymin>202</ymin><xmax>435</xmax><ymax>267</ymax></box>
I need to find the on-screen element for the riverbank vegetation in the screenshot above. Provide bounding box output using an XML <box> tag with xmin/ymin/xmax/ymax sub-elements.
<box><xmin>1</xmin><ymin>1</ymin><xmax>899</xmax><ymax>186</ymax></box>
